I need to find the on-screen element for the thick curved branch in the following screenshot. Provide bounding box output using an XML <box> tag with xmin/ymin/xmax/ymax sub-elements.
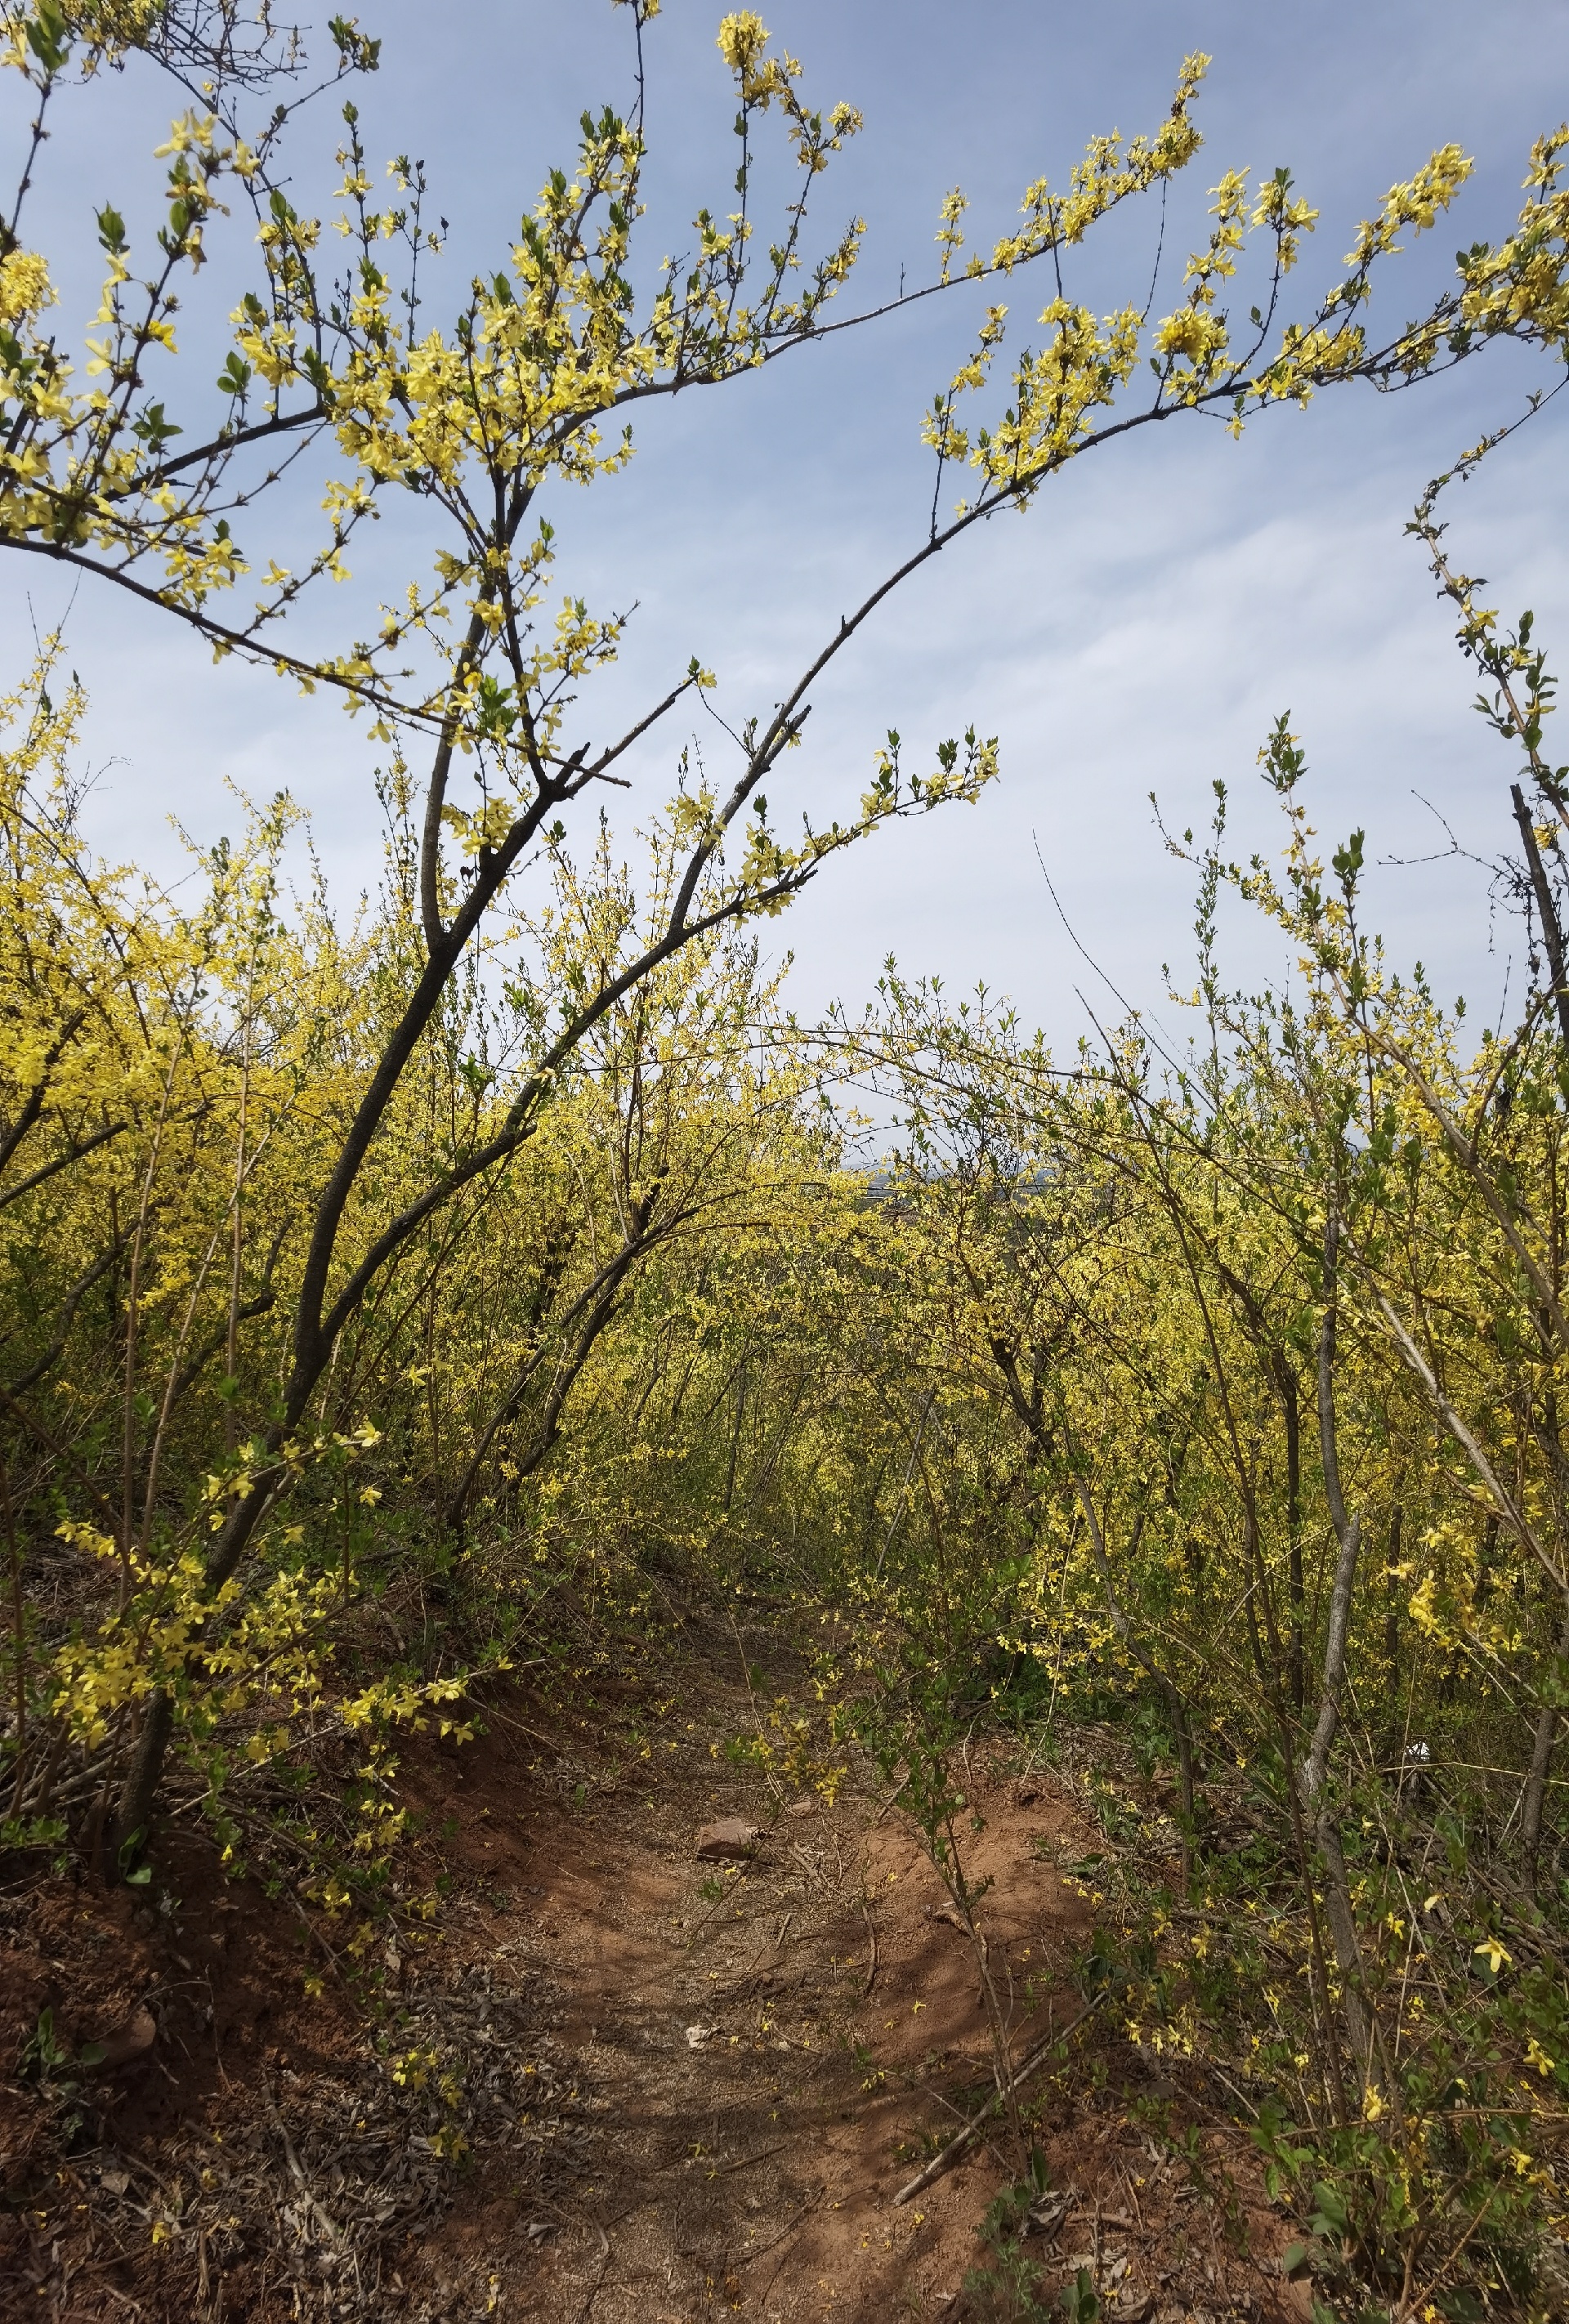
<box><xmin>6</xmin><ymin>1233</ymin><xmax>128</xmax><ymax>1398</ymax></box>
<box><xmin>445</xmin><ymin>1193</ymin><xmax>668</xmax><ymax>1532</ymax></box>
<box><xmin>0</xmin><ymin>1008</ymin><xmax>87</xmax><ymax>1179</ymax></box>
<box><xmin>0</xmin><ymin>1120</ymin><xmax>126</xmax><ymax>1218</ymax></box>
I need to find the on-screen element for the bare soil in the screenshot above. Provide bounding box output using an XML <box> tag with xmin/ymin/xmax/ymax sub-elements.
<box><xmin>1</xmin><ymin>1602</ymin><xmax>1311</xmax><ymax>2322</ymax></box>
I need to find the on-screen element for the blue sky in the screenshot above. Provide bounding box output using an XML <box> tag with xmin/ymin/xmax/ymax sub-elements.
<box><xmin>5</xmin><ymin>0</ymin><xmax>1569</xmax><ymax>1053</ymax></box>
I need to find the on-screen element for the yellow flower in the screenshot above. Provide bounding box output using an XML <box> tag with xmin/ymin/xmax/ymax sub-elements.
<box><xmin>0</xmin><ymin>250</ymin><xmax>53</xmax><ymax>324</ymax></box>
<box><xmin>717</xmin><ymin>11</ymin><xmax>768</xmax><ymax>72</ymax></box>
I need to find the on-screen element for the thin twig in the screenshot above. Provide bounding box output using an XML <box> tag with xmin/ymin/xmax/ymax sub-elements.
<box><xmin>892</xmin><ymin>1989</ymin><xmax>1108</xmax><ymax>2206</ymax></box>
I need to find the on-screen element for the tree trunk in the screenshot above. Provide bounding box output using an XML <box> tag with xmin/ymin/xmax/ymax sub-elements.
<box><xmin>1522</xmin><ymin>1596</ymin><xmax>1569</xmax><ymax>1890</ymax></box>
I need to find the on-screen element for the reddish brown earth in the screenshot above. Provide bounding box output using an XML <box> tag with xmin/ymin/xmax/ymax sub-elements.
<box><xmin>1</xmin><ymin>1608</ymin><xmax>1311</xmax><ymax>2322</ymax></box>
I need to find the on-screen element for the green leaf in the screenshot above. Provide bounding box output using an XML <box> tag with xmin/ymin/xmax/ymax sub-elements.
<box><xmin>1308</xmin><ymin>2180</ymin><xmax>1348</xmax><ymax>2240</ymax></box>
<box><xmin>25</xmin><ymin>2</ymin><xmax>70</xmax><ymax>74</ymax></box>
<box><xmin>1436</xmin><ymin>2295</ymin><xmax>1485</xmax><ymax>2324</ymax></box>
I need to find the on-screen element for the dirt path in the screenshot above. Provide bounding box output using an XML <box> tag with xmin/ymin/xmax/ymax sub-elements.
<box><xmin>1</xmin><ymin>1605</ymin><xmax>1308</xmax><ymax>2322</ymax></box>
<box><xmin>395</xmin><ymin>1615</ymin><xmax>1302</xmax><ymax>2323</ymax></box>
<box><xmin>409</xmin><ymin>1695</ymin><xmax>1088</xmax><ymax>2317</ymax></box>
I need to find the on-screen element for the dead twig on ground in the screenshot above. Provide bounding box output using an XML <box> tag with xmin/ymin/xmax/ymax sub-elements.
<box><xmin>891</xmin><ymin>1988</ymin><xmax>1109</xmax><ymax>2206</ymax></box>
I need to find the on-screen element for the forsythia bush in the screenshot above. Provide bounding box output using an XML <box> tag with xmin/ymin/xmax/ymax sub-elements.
<box><xmin>3</xmin><ymin>2</ymin><xmax>1569</xmax><ymax>2311</ymax></box>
